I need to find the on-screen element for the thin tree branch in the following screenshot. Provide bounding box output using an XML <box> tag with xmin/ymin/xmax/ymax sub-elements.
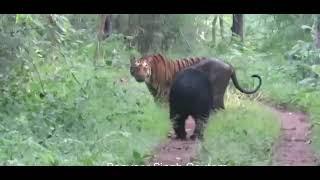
<box><xmin>71</xmin><ymin>72</ymin><xmax>88</xmax><ymax>96</ymax></box>
<box><xmin>30</xmin><ymin>60</ymin><xmax>45</xmax><ymax>94</ymax></box>
<box><xmin>179</xmin><ymin>28</ymin><xmax>191</xmax><ymax>52</ymax></box>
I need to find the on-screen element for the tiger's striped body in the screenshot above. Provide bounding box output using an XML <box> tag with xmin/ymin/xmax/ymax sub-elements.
<box><xmin>130</xmin><ymin>54</ymin><xmax>205</xmax><ymax>103</ymax></box>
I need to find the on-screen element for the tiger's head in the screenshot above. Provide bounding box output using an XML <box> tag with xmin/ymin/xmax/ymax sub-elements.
<box><xmin>130</xmin><ymin>55</ymin><xmax>152</xmax><ymax>83</ymax></box>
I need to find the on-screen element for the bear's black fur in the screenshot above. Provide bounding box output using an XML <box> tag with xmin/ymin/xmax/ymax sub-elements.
<box><xmin>169</xmin><ymin>68</ymin><xmax>214</xmax><ymax>140</ymax></box>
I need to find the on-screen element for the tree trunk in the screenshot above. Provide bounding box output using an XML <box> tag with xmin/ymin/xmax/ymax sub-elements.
<box><xmin>127</xmin><ymin>14</ymin><xmax>139</xmax><ymax>35</ymax></box>
<box><xmin>112</xmin><ymin>14</ymin><xmax>121</xmax><ymax>33</ymax></box>
<box><xmin>316</xmin><ymin>15</ymin><xmax>320</xmax><ymax>48</ymax></box>
<box><xmin>219</xmin><ymin>15</ymin><xmax>224</xmax><ymax>40</ymax></box>
<box><xmin>136</xmin><ymin>14</ymin><xmax>162</xmax><ymax>55</ymax></box>
<box><xmin>112</xmin><ymin>14</ymin><xmax>129</xmax><ymax>34</ymax></box>
<box><xmin>98</xmin><ymin>14</ymin><xmax>112</xmax><ymax>41</ymax></box>
<box><xmin>126</xmin><ymin>14</ymin><xmax>175</xmax><ymax>55</ymax></box>
<box><xmin>94</xmin><ymin>14</ymin><xmax>112</xmax><ymax>66</ymax></box>
<box><xmin>231</xmin><ymin>14</ymin><xmax>244</xmax><ymax>42</ymax></box>
<box><xmin>47</xmin><ymin>14</ymin><xmax>59</xmax><ymax>45</ymax></box>
<box><xmin>211</xmin><ymin>16</ymin><xmax>218</xmax><ymax>46</ymax></box>
<box><xmin>125</xmin><ymin>14</ymin><xmax>140</xmax><ymax>49</ymax></box>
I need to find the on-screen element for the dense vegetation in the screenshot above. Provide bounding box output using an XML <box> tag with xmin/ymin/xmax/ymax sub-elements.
<box><xmin>0</xmin><ymin>14</ymin><xmax>319</xmax><ymax>165</ymax></box>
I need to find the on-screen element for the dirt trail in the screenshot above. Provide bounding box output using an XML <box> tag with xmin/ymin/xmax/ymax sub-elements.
<box><xmin>271</xmin><ymin>106</ymin><xmax>318</xmax><ymax>166</ymax></box>
<box><xmin>148</xmin><ymin>105</ymin><xmax>318</xmax><ymax>166</ymax></box>
<box><xmin>148</xmin><ymin>116</ymin><xmax>199</xmax><ymax>166</ymax></box>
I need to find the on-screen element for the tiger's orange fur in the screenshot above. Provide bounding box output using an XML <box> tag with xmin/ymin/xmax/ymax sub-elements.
<box><xmin>130</xmin><ymin>53</ymin><xmax>205</xmax><ymax>103</ymax></box>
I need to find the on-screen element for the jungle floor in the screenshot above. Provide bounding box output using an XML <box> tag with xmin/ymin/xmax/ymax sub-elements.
<box><xmin>147</xmin><ymin>104</ymin><xmax>319</xmax><ymax>166</ymax></box>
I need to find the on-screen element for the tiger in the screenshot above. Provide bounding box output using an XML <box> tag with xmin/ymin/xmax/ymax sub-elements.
<box><xmin>129</xmin><ymin>53</ymin><xmax>205</xmax><ymax>104</ymax></box>
<box><xmin>129</xmin><ymin>53</ymin><xmax>262</xmax><ymax>110</ymax></box>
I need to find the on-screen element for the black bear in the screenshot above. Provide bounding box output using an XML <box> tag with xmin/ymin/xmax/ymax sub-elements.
<box><xmin>169</xmin><ymin>68</ymin><xmax>214</xmax><ymax>140</ymax></box>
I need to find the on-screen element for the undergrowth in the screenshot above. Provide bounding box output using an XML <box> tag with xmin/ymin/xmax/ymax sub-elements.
<box><xmin>1</xmin><ymin>14</ymin><xmax>320</xmax><ymax>166</ymax></box>
<box><xmin>196</xmin><ymin>38</ymin><xmax>320</xmax><ymax>164</ymax></box>
<box><xmin>205</xmin><ymin>47</ymin><xmax>320</xmax><ymax>161</ymax></box>
<box><xmin>0</xmin><ymin>33</ymin><xmax>171</xmax><ymax>165</ymax></box>
<box><xmin>198</xmin><ymin>92</ymin><xmax>280</xmax><ymax>166</ymax></box>
<box><xmin>248</xmin><ymin>56</ymin><xmax>320</xmax><ymax>158</ymax></box>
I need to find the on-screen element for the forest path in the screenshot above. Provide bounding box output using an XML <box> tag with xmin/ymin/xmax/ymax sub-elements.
<box><xmin>147</xmin><ymin>116</ymin><xmax>200</xmax><ymax>166</ymax></box>
<box><xmin>270</xmin><ymin>106</ymin><xmax>318</xmax><ymax>166</ymax></box>
<box><xmin>147</xmin><ymin>105</ymin><xmax>318</xmax><ymax>166</ymax></box>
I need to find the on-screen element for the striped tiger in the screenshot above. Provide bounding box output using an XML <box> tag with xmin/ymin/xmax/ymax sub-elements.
<box><xmin>130</xmin><ymin>53</ymin><xmax>205</xmax><ymax>103</ymax></box>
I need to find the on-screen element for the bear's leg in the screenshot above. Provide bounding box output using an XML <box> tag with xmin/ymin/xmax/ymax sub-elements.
<box><xmin>170</xmin><ymin>112</ymin><xmax>188</xmax><ymax>140</ymax></box>
<box><xmin>190</xmin><ymin>114</ymin><xmax>209</xmax><ymax>140</ymax></box>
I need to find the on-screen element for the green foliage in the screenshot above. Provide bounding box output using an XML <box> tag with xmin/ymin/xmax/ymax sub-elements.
<box><xmin>1</xmin><ymin>14</ymin><xmax>320</xmax><ymax>165</ymax></box>
<box><xmin>199</xmin><ymin>98</ymin><xmax>280</xmax><ymax>165</ymax></box>
<box><xmin>0</xmin><ymin>14</ymin><xmax>169</xmax><ymax>165</ymax></box>
<box><xmin>186</xmin><ymin>13</ymin><xmax>320</xmax><ymax>161</ymax></box>
<box><xmin>245</xmin><ymin>14</ymin><xmax>313</xmax><ymax>53</ymax></box>
<box><xmin>226</xmin><ymin>49</ymin><xmax>320</xmax><ymax>157</ymax></box>
<box><xmin>0</xmin><ymin>47</ymin><xmax>169</xmax><ymax>165</ymax></box>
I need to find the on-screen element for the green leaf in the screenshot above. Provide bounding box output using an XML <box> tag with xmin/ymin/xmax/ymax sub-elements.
<box><xmin>132</xmin><ymin>150</ymin><xmax>141</xmax><ymax>160</ymax></box>
<box><xmin>119</xmin><ymin>131</ymin><xmax>131</xmax><ymax>138</ymax></box>
<box><xmin>301</xmin><ymin>25</ymin><xmax>312</xmax><ymax>31</ymax></box>
<box><xmin>311</xmin><ymin>65</ymin><xmax>320</xmax><ymax>76</ymax></box>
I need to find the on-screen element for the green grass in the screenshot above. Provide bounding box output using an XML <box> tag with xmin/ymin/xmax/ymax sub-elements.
<box><xmin>198</xmin><ymin>93</ymin><xmax>280</xmax><ymax>166</ymax></box>
<box><xmin>234</xmin><ymin>55</ymin><xmax>320</xmax><ymax>159</ymax></box>
<box><xmin>2</xmin><ymin>14</ymin><xmax>319</xmax><ymax>166</ymax></box>
<box><xmin>0</xmin><ymin>53</ymin><xmax>171</xmax><ymax>165</ymax></box>
<box><xmin>197</xmin><ymin>51</ymin><xmax>320</xmax><ymax>165</ymax></box>
<box><xmin>251</xmin><ymin>58</ymin><xmax>320</xmax><ymax>158</ymax></box>
<box><xmin>2</xmin><ymin>50</ymin><xmax>318</xmax><ymax>165</ymax></box>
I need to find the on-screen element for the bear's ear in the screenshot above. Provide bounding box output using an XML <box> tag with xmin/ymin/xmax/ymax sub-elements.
<box><xmin>130</xmin><ymin>54</ymin><xmax>136</xmax><ymax>65</ymax></box>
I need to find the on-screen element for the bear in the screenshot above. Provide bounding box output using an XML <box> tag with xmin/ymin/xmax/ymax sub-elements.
<box><xmin>169</xmin><ymin>68</ymin><xmax>214</xmax><ymax>140</ymax></box>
